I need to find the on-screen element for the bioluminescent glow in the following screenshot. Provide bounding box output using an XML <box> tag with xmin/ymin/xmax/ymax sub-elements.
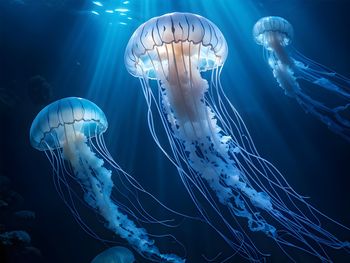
<box><xmin>253</xmin><ymin>16</ymin><xmax>350</xmax><ymax>141</ymax></box>
<box><xmin>30</xmin><ymin>97</ymin><xmax>184</xmax><ymax>263</ymax></box>
<box><xmin>125</xmin><ymin>12</ymin><xmax>350</xmax><ymax>262</ymax></box>
<box><xmin>91</xmin><ymin>10</ymin><xmax>100</xmax><ymax>15</ymax></box>
<box><xmin>105</xmin><ymin>9</ymin><xmax>114</xmax><ymax>14</ymax></box>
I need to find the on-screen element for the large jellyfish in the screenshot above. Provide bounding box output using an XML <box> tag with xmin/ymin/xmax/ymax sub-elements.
<box><xmin>30</xmin><ymin>97</ymin><xmax>184</xmax><ymax>262</ymax></box>
<box><xmin>253</xmin><ymin>16</ymin><xmax>350</xmax><ymax>141</ymax></box>
<box><xmin>124</xmin><ymin>12</ymin><xmax>350</xmax><ymax>262</ymax></box>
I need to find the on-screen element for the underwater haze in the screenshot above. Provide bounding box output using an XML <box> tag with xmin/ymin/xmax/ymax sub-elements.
<box><xmin>0</xmin><ymin>0</ymin><xmax>350</xmax><ymax>262</ymax></box>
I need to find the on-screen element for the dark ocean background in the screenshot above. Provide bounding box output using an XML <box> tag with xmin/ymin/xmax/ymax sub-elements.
<box><xmin>0</xmin><ymin>0</ymin><xmax>349</xmax><ymax>262</ymax></box>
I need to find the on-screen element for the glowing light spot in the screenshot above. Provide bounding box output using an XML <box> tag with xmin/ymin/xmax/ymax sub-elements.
<box><xmin>127</xmin><ymin>17</ymin><xmax>132</xmax><ymax>20</ymax></box>
<box><xmin>91</xmin><ymin>11</ymin><xmax>100</xmax><ymax>15</ymax></box>
<box><xmin>92</xmin><ymin>1</ymin><xmax>103</xmax><ymax>7</ymax></box>
<box><xmin>119</xmin><ymin>22</ymin><xmax>127</xmax><ymax>25</ymax></box>
<box><xmin>105</xmin><ymin>10</ymin><xmax>114</xmax><ymax>13</ymax></box>
<box><xmin>123</xmin><ymin>1</ymin><xmax>130</xmax><ymax>4</ymax></box>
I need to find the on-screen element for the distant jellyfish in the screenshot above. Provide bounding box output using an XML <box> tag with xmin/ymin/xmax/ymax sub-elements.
<box><xmin>0</xmin><ymin>200</ymin><xmax>8</xmax><ymax>208</ymax></box>
<box><xmin>91</xmin><ymin>246</ymin><xmax>135</xmax><ymax>263</ymax></box>
<box><xmin>27</xmin><ymin>75</ymin><xmax>53</xmax><ymax>106</ymax></box>
<box><xmin>253</xmin><ymin>16</ymin><xmax>350</xmax><ymax>141</ymax></box>
<box><xmin>30</xmin><ymin>97</ymin><xmax>184</xmax><ymax>262</ymax></box>
<box><xmin>125</xmin><ymin>12</ymin><xmax>350</xmax><ymax>261</ymax></box>
<box><xmin>0</xmin><ymin>87</ymin><xmax>17</xmax><ymax>108</ymax></box>
<box><xmin>0</xmin><ymin>230</ymin><xmax>31</xmax><ymax>246</ymax></box>
<box><xmin>0</xmin><ymin>176</ymin><xmax>11</xmax><ymax>192</ymax></box>
<box><xmin>14</xmin><ymin>210</ymin><xmax>36</xmax><ymax>220</ymax></box>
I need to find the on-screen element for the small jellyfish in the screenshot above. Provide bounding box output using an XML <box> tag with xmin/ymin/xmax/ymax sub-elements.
<box><xmin>0</xmin><ymin>200</ymin><xmax>8</xmax><ymax>208</ymax></box>
<box><xmin>0</xmin><ymin>87</ymin><xmax>17</xmax><ymax>108</ymax></box>
<box><xmin>30</xmin><ymin>97</ymin><xmax>183</xmax><ymax>262</ymax></box>
<box><xmin>125</xmin><ymin>12</ymin><xmax>350</xmax><ymax>261</ymax></box>
<box><xmin>0</xmin><ymin>176</ymin><xmax>11</xmax><ymax>192</ymax></box>
<box><xmin>14</xmin><ymin>210</ymin><xmax>36</xmax><ymax>220</ymax></box>
<box><xmin>91</xmin><ymin>246</ymin><xmax>135</xmax><ymax>263</ymax></box>
<box><xmin>253</xmin><ymin>16</ymin><xmax>350</xmax><ymax>141</ymax></box>
<box><xmin>27</xmin><ymin>75</ymin><xmax>53</xmax><ymax>106</ymax></box>
<box><xmin>0</xmin><ymin>230</ymin><xmax>31</xmax><ymax>246</ymax></box>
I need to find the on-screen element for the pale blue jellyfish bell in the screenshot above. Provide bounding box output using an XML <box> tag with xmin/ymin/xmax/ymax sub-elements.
<box><xmin>253</xmin><ymin>16</ymin><xmax>350</xmax><ymax>141</ymax></box>
<box><xmin>91</xmin><ymin>246</ymin><xmax>135</xmax><ymax>263</ymax></box>
<box><xmin>30</xmin><ymin>97</ymin><xmax>184</xmax><ymax>263</ymax></box>
<box><xmin>125</xmin><ymin>12</ymin><xmax>350</xmax><ymax>262</ymax></box>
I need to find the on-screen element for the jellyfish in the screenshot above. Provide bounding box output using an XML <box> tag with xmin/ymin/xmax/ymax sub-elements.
<box><xmin>0</xmin><ymin>87</ymin><xmax>17</xmax><ymax>108</ymax></box>
<box><xmin>27</xmin><ymin>75</ymin><xmax>53</xmax><ymax>106</ymax></box>
<box><xmin>124</xmin><ymin>12</ymin><xmax>350</xmax><ymax>262</ymax></box>
<box><xmin>30</xmin><ymin>97</ymin><xmax>184</xmax><ymax>263</ymax></box>
<box><xmin>253</xmin><ymin>16</ymin><xmax>350</xmax><ymax>141</ymax></box>
<box><xmin>91</xmin><ymin>246</ymin><xmax>135</xmax><ymax>263</ymax></box>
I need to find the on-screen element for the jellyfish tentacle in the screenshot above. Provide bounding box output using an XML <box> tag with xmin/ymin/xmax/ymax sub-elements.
<box><xmin>254</xmin><ymin>16</ymin><xmax>350</xmax><ymax>141</ymax></box>
<box><xmin>126</xmin><ymin>13</ymin><xmax>350</xmax><ymax>262</ymax></box>
<box><xmin>60</xmin><ymin>132</ymin><xmax>183</xmax><ymax>263</ymax></box>
<box><xmin>213</xmin><ymin>73</ymin><xmax>350</xmax><ymax>251</ymax></box>
<box><xmin>92</xmin><ymin>132</ymin><xmax>202</xmax><ymax>225</ymax></box>
<box><xmin>144</xmin><ymin>76</ymin><xmax>267</xmax><ymax>262</ymax></box>
<box><xmin>265</xmin><ymin>50</ymin><xmax>350</xmax><ymax>140</ymax></box>
<box><xmin>142</xmin><ymin>78</ymin><xmax>266</xmax><ymax>262</ymax></box>
<box><xmin>30</xmin><ymin>97</ymin><xmax>186</xmax><ymax>263</ymax></box>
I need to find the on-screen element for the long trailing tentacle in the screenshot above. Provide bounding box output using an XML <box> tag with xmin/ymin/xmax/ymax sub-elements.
<box><xmin>291</xmin><ymin>48</ymin><xmax>350</xmax><ymax>140</ymax></box>
<box><xmin>139</xmin><ymin>75</ymin><xmax>267</xmax><ymax>262</ymax></box>
<box><xmin>211</xmin><ymin>60</ymin><xmax>350</xmax><ymax>261</ymax></box>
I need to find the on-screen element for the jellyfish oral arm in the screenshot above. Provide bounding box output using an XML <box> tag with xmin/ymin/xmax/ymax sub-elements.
<box><xmin>163</xmin><ymin>70</ymin><xmax>350</xmax><ymax>260</ymax></box>
<box><xmin>256</xmin><ymin>15</ymin><xmax>350</xmax><ymax>140</ymax></box>
<box><xmin>162</xmin><ymin>79</ymin><xmax>276</xmax><ymax>232</ymax></box>
<box><xmin>125</xmin><ymin>13</ymin><xmax>350</xmax><ymax>261</ymax></box>
<box><xmin>265</xmin><ymin>47</ymin><xmax>350</xmax><ymax>140</ymax></box>
<box><xmin>269</xmin><ymin>58</ymin><xmax>300</xmax><ymax>97</ymax></box>
<box><xmin>61</xmin><ymin>132</ymin><xmax>184</xmax><ymax>263</ymax></box>
<box><xmin>155</xmin><ymin>43</ymin><xmax>209</xmax><ymax>134</ymax></box>
<box><xmin>151</xmin><ymin>42</ymin><xmax>278</xmax><ymax>237</ymax></box>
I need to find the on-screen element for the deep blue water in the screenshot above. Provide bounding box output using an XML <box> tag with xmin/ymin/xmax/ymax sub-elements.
<box><xmin>0</xmin><ymin>0</ymin><xmax>350</xmax><ymax>262</ymax></box>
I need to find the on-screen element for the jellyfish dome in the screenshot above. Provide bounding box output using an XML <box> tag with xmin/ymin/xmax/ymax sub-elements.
<box><xmin>30</xmin><ymin>97</ymin><xmax>107</xmax><ymax>151</ymax></box>
<box><xmin>125</xmin><ymin>12</ymin><xmax>228</xmax><ymax>80</ymax></box>
<box><xmin>30</xmin><ymin>97</ymin><xmax>184</xmax><ymax>263</ymax></box>
<box><xmin>91</xmin><ymin>246</ymin><xmax>135</xmax><ymax>263</ymax></box>
<box><xmin>254</xmin><ymin>16</ymin><xmax>350</xmax><ymax>141</ymax></box>
<box><xmin>125</xmin><ymin>12</ymin><xmax>229</xmax><ymax>137</ymax></box>
<box><xmin>125</xmin><ymin>13</ymin><xmax>350</xmax><ymax>262</ymax></box>
<box><xmin>253</xmin><ymin>16</ymin><xmax>293</xmax><ymax>50</ymax></box>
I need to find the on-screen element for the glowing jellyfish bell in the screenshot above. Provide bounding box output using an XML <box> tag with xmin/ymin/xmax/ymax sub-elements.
<box><xmin>253</xmin><ymin>16</ymin><xmax>350</xmax><ymax>141</ymax></box>
<box><xmin>30</xmin><ymin>97</ymin><xmax>108</xmax><ymax>152</ymax></box>
<box><xmin>126</xmin><ymin>13</ymin><xmax>350</xmax><ymax>261</ymax></box>
<box><xmin>125</xmin><ymin>12</ymin><xmax>227</xmax><ymax>137</ymax></box>
<box><xmin>253</xmin><ymin>16</ymin><xmax>293</xmax><ymax>51</ymax></box>
<box><xmin>30</xmin><ymin>97</ymin><xmax>184</xmax><ymax>263</ymax></box>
